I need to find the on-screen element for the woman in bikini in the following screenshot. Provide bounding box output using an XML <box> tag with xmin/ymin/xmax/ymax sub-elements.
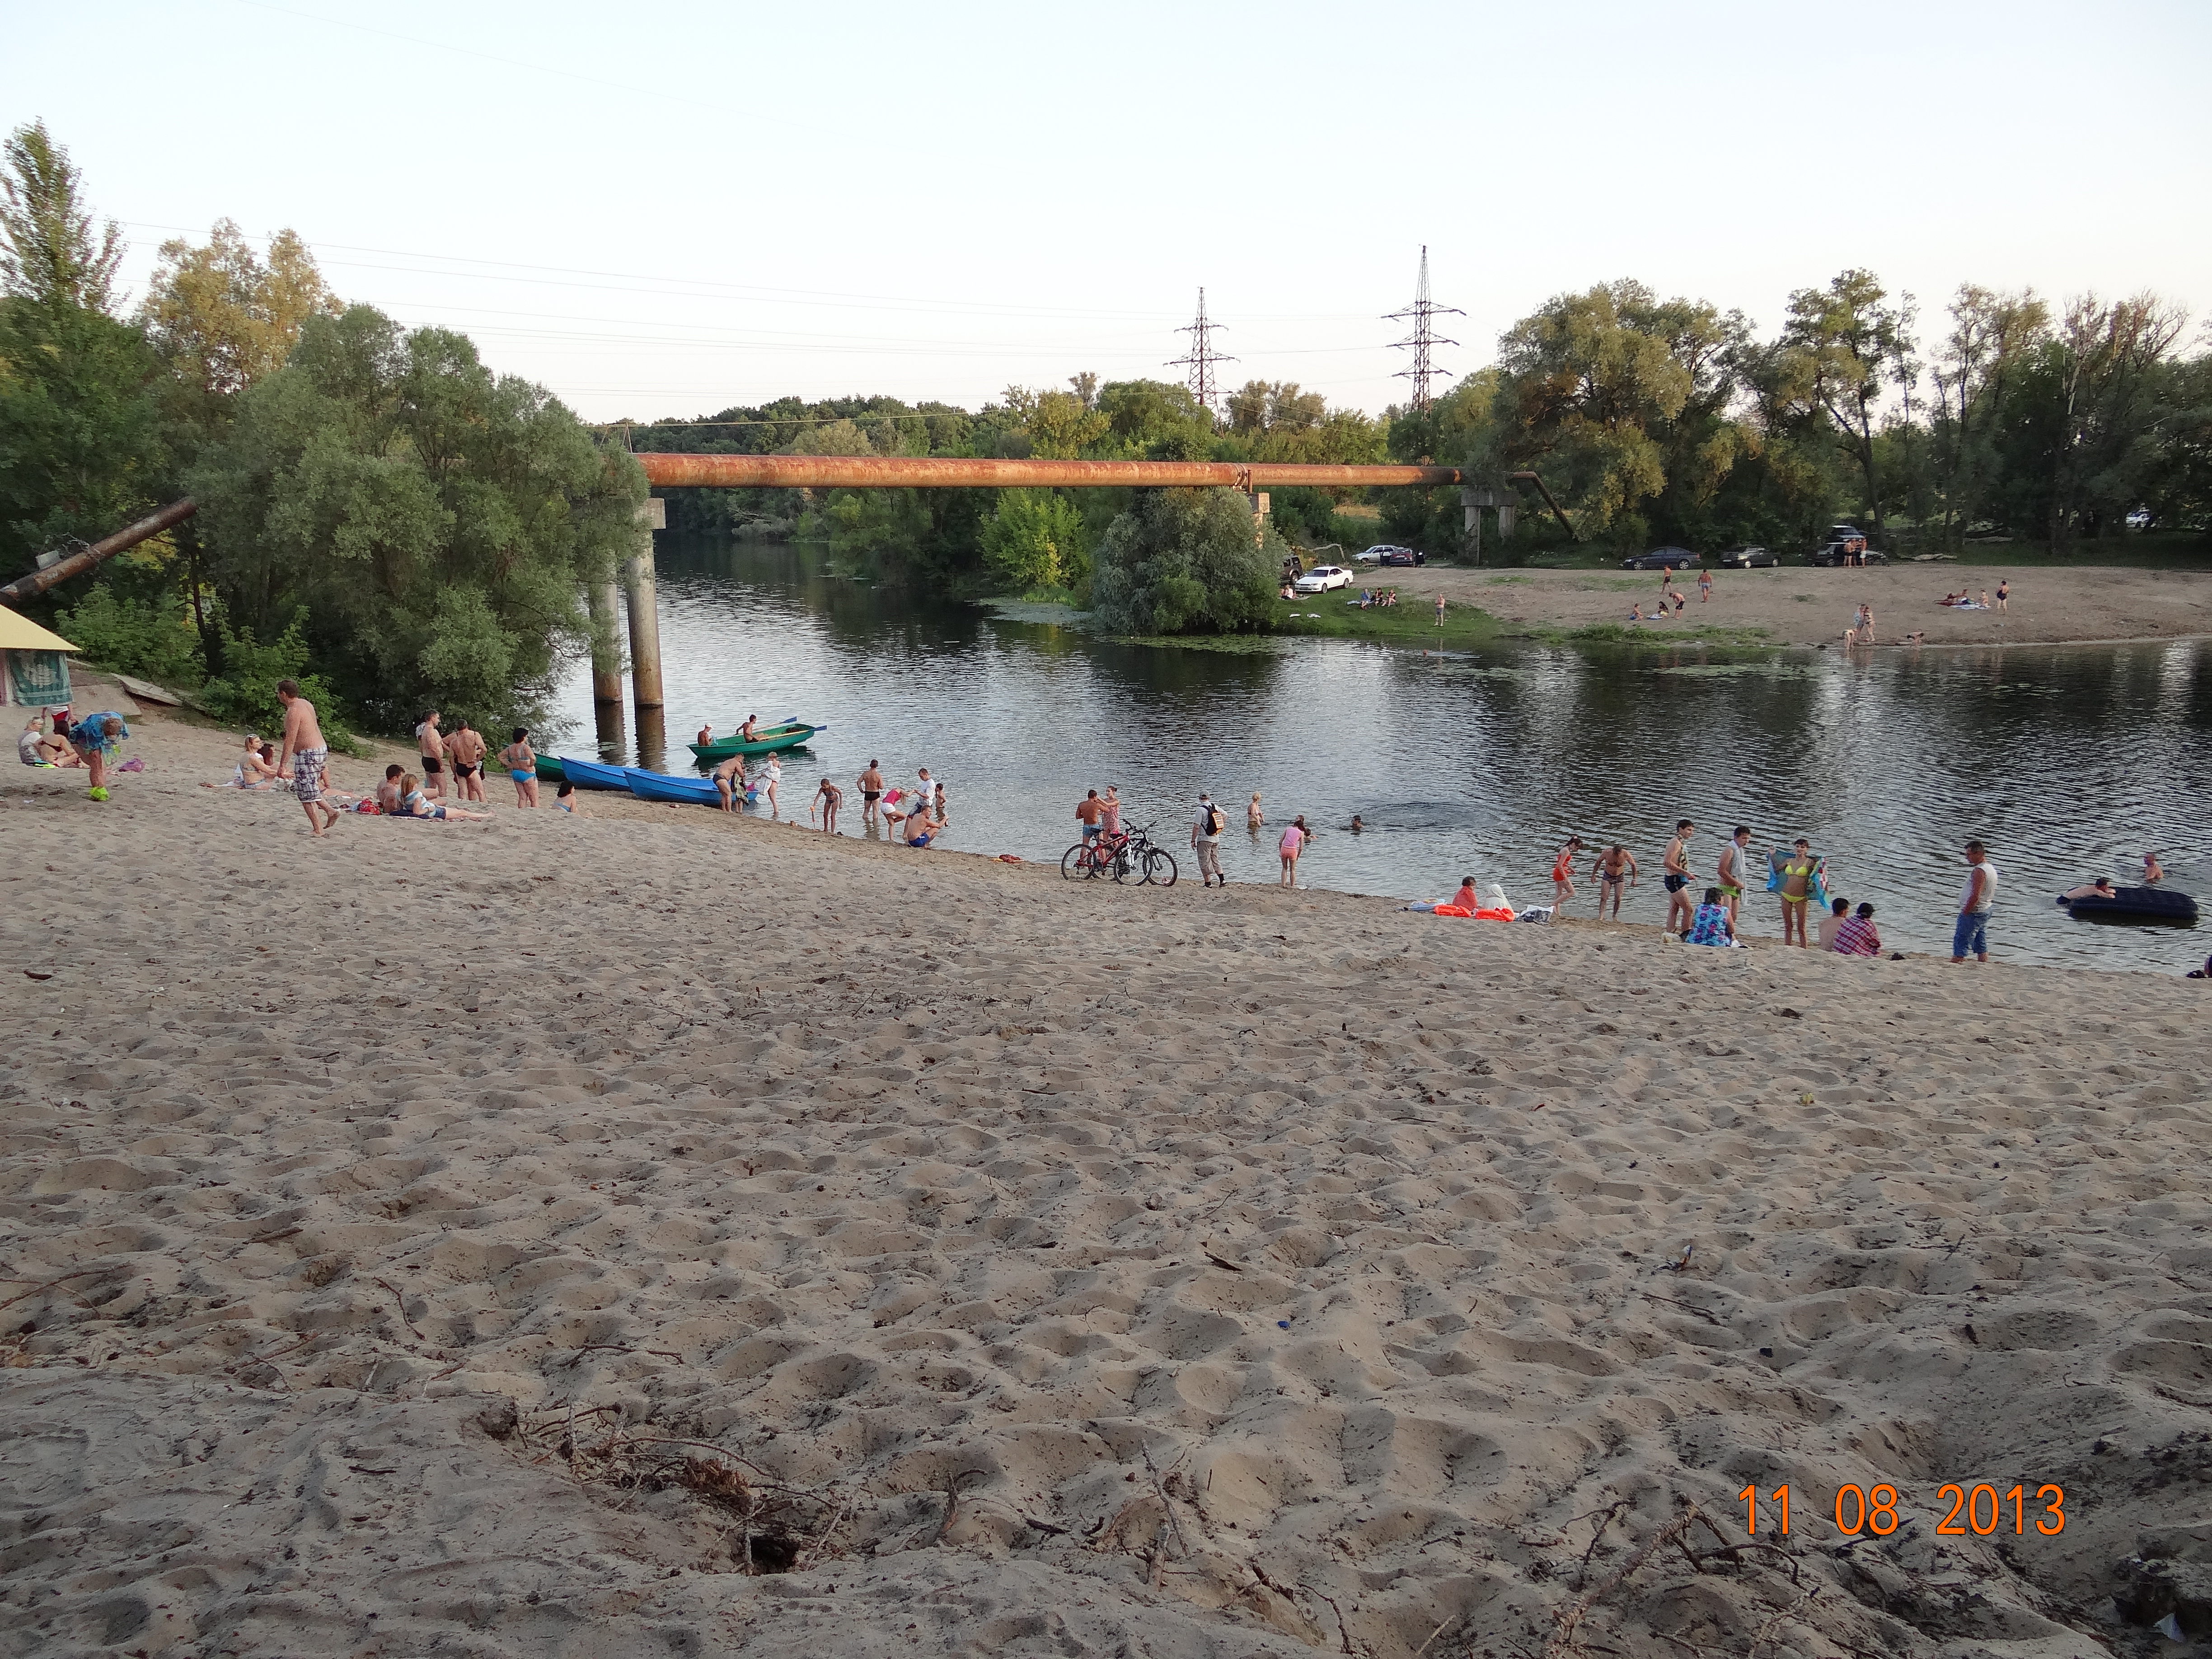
<box><xmin>500</xmin><ymin>728</ymin><xmax>539</xmax><ymax>808</ymax></box>
<box><xmin>1777</xmin><ymin>836</ymin><xmax>1821</xmax><ymax>947</ymax></box>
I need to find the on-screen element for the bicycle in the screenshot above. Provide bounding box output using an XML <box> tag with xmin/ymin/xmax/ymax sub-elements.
<box><xmin>1061</xmin><ymin>834</ymin><xmax>1113</xmax><ymax>880</ymax></box>
<box><xmin>1110</xmin><ymin>822</ymin><xmax>1178</xmax><ymax>887</ymax></box>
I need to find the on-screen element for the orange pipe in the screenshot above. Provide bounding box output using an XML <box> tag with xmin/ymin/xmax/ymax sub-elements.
<box><xmin>634</xmin><ymin>455</ymin><xmax>1469</xmax><ymax>489</ymax></box>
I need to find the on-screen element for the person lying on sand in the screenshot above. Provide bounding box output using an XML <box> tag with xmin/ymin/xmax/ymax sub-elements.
<box><xmin>399</xmin><ymin>773</ymin><xmax>491</xmax><ymax>821</ymax></box>
<box><xmin>2060</xmin><ymin>878</ymin><xmax>2117</xmax><ymax>901</ymax></box>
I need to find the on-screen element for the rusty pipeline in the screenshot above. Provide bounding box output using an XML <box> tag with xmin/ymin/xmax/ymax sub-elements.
<box><xmin>634</xmin><ymin>455</ymin><xmax>1470</xmax><ymax>490</ymax></box>
<box><xmin>0</xmin><ymin>498</ymin><xmax>201</xmax><ymax>603</ymax></box>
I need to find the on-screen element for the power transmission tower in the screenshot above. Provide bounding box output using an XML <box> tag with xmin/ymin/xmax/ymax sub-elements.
<box><xmin>1167</xmin><ymin>287</ymin><xmax>1237</xmax><ymax>413</ymax></box>
<box><xmin>1384</xmin><ymin>246</ymin><xmax>1462</xmax><ymax>414</ymax></box>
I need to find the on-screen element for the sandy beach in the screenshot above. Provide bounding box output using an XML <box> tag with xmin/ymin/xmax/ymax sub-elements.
<box><xmin>4</xmin><ymin>710</ymin><xmax>2210</xmax><ymax>1658</ymax></box>
<box><xmin>1415</xmin><ymin>562</ymin><xmax>2212</xmax><ymax>649</ymax></box>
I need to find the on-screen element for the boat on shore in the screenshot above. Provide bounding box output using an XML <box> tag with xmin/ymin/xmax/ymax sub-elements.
<box><xmin>624</xmin><ymin>768</ymin><xmax>724</xmax><ymax>806</ymax></box>
<box><xmin>534</xmin><ymin>756</ymin><xmax>567</xmax><ymax>784</ymax></box>
<box><xmin>689</xmin><ymin>721</ymin><xmax>822</xmax><ymax>763</ymax></box>
<box><xmin>554</xmin><ymin>756</ymin><xmax>633</xmax><ymax>791</ymax></box>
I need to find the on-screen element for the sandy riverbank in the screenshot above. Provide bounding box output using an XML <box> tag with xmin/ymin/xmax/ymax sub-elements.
<box><xmin>3</xmin><ymin>712</ymin><xmax>2209</xmax><ymax>1658</ymax></box>
<box><xmin>1412</xmin><ymin>562</ymin><xmax>2212</xmax><ymax>649</ymax></box>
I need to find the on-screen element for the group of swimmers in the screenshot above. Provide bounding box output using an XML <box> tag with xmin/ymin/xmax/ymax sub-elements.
<box><xmin>413</xmin><ymin>711</ymin><xmax>543</xmax><ymax>808</ymax></box>
<box><xmin>1550</xmin><ymin>822</ymin><xmax>1883</xmax><ymax>954</ymax></box>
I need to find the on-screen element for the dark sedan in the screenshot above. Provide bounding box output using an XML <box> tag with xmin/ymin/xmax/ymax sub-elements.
<box><xmin>1622</xmin><ymin>547</ymin><xmax>1701</xmax><ymax>571</ymax></box>
<box><xmin>1717</xmin><ymin>546</ymin><xmax>1776</xmax><ymax>568</ymax></box>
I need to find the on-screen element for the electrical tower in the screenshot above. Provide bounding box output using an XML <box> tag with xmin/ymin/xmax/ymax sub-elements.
<box><xmin>1384</xmin><ymin>246</ymin><xmax>1463</xmax><ymax>413</ymax></box>
<box><xmin>1167</xmin><ymin>287</ymin><xmax>1237</xmax><ymax>412</ymax></box>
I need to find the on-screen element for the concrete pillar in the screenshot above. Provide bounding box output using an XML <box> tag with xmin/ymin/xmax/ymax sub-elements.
<box><xmin>592</xmin><ymin>697</ymin><xmax>627</xmax><ymax>764</ymax></box>
<box><xmin>623</xmin><ymin>497</ymin><xmax>666</xmax><ymax>713</ymax></box>
<box><xmin>588</xmin><ymin>575</ymin><xmax>623</xmax><ymax>705</ymax></box>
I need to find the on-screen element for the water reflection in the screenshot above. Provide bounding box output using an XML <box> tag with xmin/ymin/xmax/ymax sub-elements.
<box><xmin>548</xmin><ymin>538</ymin><xmax>2208</xmax><ymax>975</ymax></box>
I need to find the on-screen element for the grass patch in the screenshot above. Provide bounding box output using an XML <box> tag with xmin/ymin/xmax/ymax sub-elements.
<box><xmin>1942</xmin><ymin>534</ymin><xmax>2212</xmax><ymax>567</ymax></box>
<box><xmin>1270</xmin><ymin>595</ymin><xmax>1502</xmax><ymax>647</ymax></box>
<box><xmin>1520</xmin><ymin>621</ymin><xmax>1773</xmax><ymax>647</ymax></box>
<box><xmin>1106</xmin><ymin>633</ymin><xmax>1288</xmax><ymax>655</ymax></box>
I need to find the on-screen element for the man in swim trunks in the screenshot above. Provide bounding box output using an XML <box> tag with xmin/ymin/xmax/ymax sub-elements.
<box><xmin>276</xmin><ymin>678</ymin><xmax>340</xmax><ymax>837</ymax></box>
<box><xmin>1715</xmin><ymin>825</ymin><xmax>1751</xmax><ymax>927</ymax></box>
<box><xmin>415</xmin><ymin>710</ymin><xmax>446</xmax><ymax>803</ymax></box>
<box><xmin>1551</xmin><ymin>836</ymin><xmax>1583</xmax><ymax>912</ymax></box>
<box><xmin>812</xmin><ymin>776</ymin><xmax>843</xmax><ymax>834</ymax></box>
<box><xmin>446</xmin><ymin>717</ymin><xmax>487</xmax><ymax>802</ymax></box>
<box><xmin>1778</xmin><ymin>836</ymin><xmax>1819</xmax><ymax>947</ymax></box>
<box><xmin>1662</xmin><ymin>820</ymin><xmax>1697</xmax><ymax>934</ymax></box>
<box><xmin>1075</xmin><ymin>789</ymin><xmax>1105</xmax><ymax>843</ymax></box>
<box><xmin>858</xmin><ymin>760</ymin><xmax>884</xmax><ymax>827</ymax></box>
<box><xmin>1590</xmin><ymin>844</ymin><xmax>1637</xmax><ymax>920</ymax></box>
<box><xmin>711</xmin><ymin>753</ymin><xmax>746</xmax><ymax>812</ymax></box>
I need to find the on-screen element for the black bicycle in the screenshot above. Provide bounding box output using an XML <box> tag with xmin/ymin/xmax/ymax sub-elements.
<box><xmin>1110</xmin><ymin>822</ymin><xmax>1178</xmax><ymax>887</ymax></box>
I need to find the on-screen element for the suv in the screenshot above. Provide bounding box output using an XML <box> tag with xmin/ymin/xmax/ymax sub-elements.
<box><xmin>1622</xmin><ymin>546</ymin><xmax>1700</xmax><ymax>571</ymax></box>
<box><xmin>1807</xmin><ymin>525</ymin><xmax>1885</xmax><ymax>566</ymax></box>
<box><xmin>1716</xmin><ymin>546</ymin><xmax>1776</xmax><ymax>568</ymax></box>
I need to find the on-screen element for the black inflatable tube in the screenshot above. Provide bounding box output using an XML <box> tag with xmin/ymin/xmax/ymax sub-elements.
<box><xmin>2059</xmin><ymin>885</ymin><xmax>2198</xmax><ymax>923</ymax></box>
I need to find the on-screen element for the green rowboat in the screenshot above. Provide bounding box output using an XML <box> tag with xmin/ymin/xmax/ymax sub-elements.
<box><xmin>688</xmin><ymin>722</ymin><xmax>823</xmax><ymax>763</ymax></box>
<box><xmin>534</xmin><ymin>755</ymin><xmax>567</xmax><ymax>783</ymax></box>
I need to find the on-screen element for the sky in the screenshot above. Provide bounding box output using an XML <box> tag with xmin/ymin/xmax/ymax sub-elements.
<box><xmin>5</xmin><ymin>0</ymin><xmax>2208</xmax><ymax>426</ymax></box>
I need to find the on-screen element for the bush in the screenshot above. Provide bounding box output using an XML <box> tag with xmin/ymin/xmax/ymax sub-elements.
<box><xmin>52</xmin><ymin>582</ymin><xmax>205</xmax><ymax>689</ymax></box>
<box><xmin>197</xmin><ymin>612</ymin><xmax>354</xmax><ymax>749</ymax></box>
<box><xmin>1088</xmin><ymin>487</ymin><xmax>1282</xmax><ymax>636</ymax></box>
<box><xmin>980</xmin><ymin>489</ymin><xmax>1089</xmax><ymax>595</ymax></box>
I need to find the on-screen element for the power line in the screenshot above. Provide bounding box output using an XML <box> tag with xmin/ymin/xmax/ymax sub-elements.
<box><xmin>1166</xmin><ymin>288</ymin><xmax>1237</xmax><ymax>412</ymax></box>
<box><xmin>1383</xmin><ymin>246</ymin><xmax>1462</xmax><ymax>414</ymax></box>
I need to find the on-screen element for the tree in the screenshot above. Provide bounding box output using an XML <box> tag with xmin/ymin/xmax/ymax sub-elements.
<box><xmin>0</xmin><ymin>121</ymin><xmax>123</xmax><ymax>314</ymax></box>
<box><xmin>1929</xmin><ymin>285</ymin><xmax>2050</xmax><ymax>546</ymax></box>
<box><xmin>1088</xmin><ymin>487</ymin><xmax>1280</xmax><ymax>636</ymax></box>
<box><xmin>980</xmin><ymin>488</ymin><xmax>1087</xmax><ymax>594</ymax></box>
<box><xmin>1779</xmin><ymin>269</ymin><xmax>1915</xmax><ymax>536</ymax></box>
<box><xmin>192</xmin><ymin>305</ymin><xmax>644</xmax><ymax>731</ymax></box>
<box><xmin>1489</xmin><ymin>281</ymin><xmax>1752</xmax><ymax>549</ymax></box>
<box><xmin>141</xmin><ymin>220</ymin><xmax>340</xmax><ymax>413</ymax></box>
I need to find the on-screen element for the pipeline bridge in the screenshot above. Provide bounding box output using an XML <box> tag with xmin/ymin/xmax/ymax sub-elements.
<box><xmin>0</xmin><ymin>455</ymin><xmax>1569</xmax><ymax>757</ymax></box>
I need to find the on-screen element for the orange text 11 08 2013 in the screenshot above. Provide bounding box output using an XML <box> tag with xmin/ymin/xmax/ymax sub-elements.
<box><xmin>1737</xmin><ymin>1483</ymin><xmax>2067</xmax><ymax>1538</ymax></box>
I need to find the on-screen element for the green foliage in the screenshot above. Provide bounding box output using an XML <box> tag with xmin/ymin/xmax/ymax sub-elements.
<box><xmin>980</xmin><ymin>488</ymin><xmax>1088</xmax><ymax>594</ymax></box>
<box><xmin>0</xmin><ymin>293</ymin><xmax>164</xmax><ymax>578</ymax></box>
<box><xmin>1089</xmin><ymin>487</ymin><xmax>1281</xmax><ymax>636</ymax></box>
<box><xmin>196</xmin><ymin>612</ymin><xmax>351</xmax><ymax>747</ymax></box>
<box><xmin>0</xmin><ymin>121</ymin><xmax>123</xmax><ymax>314</ymax></box>
<box><xmin>52</xmin><ymin>581</ymin><xmax>204</xmax><ymax>688</ymax></box>
<box><xmin>191</xmin><ymin>305</ymin><xmax>644</xmax><ymax>733</ymax></box>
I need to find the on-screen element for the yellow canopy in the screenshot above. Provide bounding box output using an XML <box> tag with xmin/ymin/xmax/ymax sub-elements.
<box><xmin>0</xmin><ymin>608</ymin><xmax>79</xmax><ymax>652</ymax></box>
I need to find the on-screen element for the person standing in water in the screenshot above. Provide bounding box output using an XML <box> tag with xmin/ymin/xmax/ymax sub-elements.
<box><xmin>1551</xmin><ymin>836</ymin><xmax>1583</xmax><ymax>912</ymax></box>
<box><xmin>1952</xmin><ymin>839</ymin><xmax>1999</xmax><ymax>963</ymax></box>
<box><xmin>858</xmin><ymin>760</ymin><xmax>885</xmax><ymax>828</ymax></box>
<box><xmin>1715</xmin><ymin>826</ymin><xmax>1752</xmax><ymax>928</ymax></box>
<box><xmin>811</xmin><ymin>776</ymin><xmax>844</xmax><ymax>834</ymax></box>
<box><xmin>1662</xmin><ymin>820</ymin><xmax>1697</xmax><ymax>935</ymax></box>
<box><xmin>274</xmin><ymin>680</ymin><xmax>340</xmax><ymax>837</ymax></box>
<box><xmin>1279</xmin><ymin>815</ymin><xmax>1308</xmax><ymax>887</ymax></box>
<box><xmin>711</xmin><ymin>753</ymin><xmax>746</xmax><ymax>811</ymax></box>
<box><xmin>1247</xmin><ymin>792</ymin><xmax>1265</xmax><ymax>831</ymax></box>
<box><xmin>1590</xmin><ymin>844</ymin><xmax>1637</xmax><ymax>919</ymax></box>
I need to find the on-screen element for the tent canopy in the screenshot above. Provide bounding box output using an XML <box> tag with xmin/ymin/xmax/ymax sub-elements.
<box><xmin>0</xmin><ymin>608</ymin><xmax>80</xmax><ymax>652</ymax></box>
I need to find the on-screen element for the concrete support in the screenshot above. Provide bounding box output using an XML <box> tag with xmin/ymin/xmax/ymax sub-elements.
<box><xmin>623</xmin><ymin>498</ymin><xmax>666</xmax><ymax>714</ymax></box>
<box><xmin>588</xmin><ymin>575</ymin><xmax>623</xmax><ymax>705</ymax></box>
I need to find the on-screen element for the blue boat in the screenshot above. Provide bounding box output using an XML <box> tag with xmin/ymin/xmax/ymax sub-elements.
<box><xmin>623</xmin><ymin>768</ymin><xmax>724</xmax><ymax>806</ymax></box>
<box><xmin>556</xmin><ymin>756</ymin><xmax>633</xmax><ymax>791</ymax></box>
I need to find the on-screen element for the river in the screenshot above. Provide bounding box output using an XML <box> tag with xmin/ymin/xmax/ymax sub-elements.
<box><xmin>549</xmin><ymin>538</ymin><xmax>2210</xmax><ymax>975</ymax></box>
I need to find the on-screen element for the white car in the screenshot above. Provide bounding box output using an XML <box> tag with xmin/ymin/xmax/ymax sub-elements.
<box><xmin>1293</xmin><ymin>564</ymin><xmax>1353</xmax><ymax>594</ymax></box>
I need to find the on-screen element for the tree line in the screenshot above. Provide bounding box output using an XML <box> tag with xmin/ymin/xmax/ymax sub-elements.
<box><xmin>0</xmin><ymin>122</ymin><xmax>641</xmax><ymax>738</ymax></box>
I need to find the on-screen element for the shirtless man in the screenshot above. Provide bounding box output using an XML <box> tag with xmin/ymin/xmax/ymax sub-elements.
<box><xmin>812</xmin><ymin>777</ymin><xmax>844</xmax><ymax>834</ymax></box>
<box><xmin>1589</xmin><ymin>844</ymin><xmax>1638</xmax><ymax>920</ymax></box>
<box><xmin>697</xmin><ymin>722</ymin><xmax>714</xmax><ymax>748</ymax></box>
<box><xmin>446</xmin><ymin>717</ymin><xmax>487</xmax><ymax>802</ymax></box>
<box><xmin>857</xmin><ymin>759</ymin><xmax>885</xmax><ymax>828</ymax></box>
<box><xmin>276</xmin><ymin>678</ymin><xmax>340</xmax><ymax>837</ymax></box>
<box><xmin>711</xmin><ymin>753</ymin><xmax>746</xmax><ymax>811</ymax></box>
<box><xmin>1716</xmin><ymin>825</ymin><xmax>1753</xmax><ymax>927</ymax></box>
<box><xmin>739</xmin><ymin>713</ymin><xmax>759</xmax><ymax>744</ymax></box>
<box><xmin>415</xmin><ymin>710</ymin><xmax>447</xmax><ymax>803</ymax></box>
<box><xmin>2143</xmin><ymin>852</ymin><xmax>2166</xmax><ymax>884</ymax></box>
<box><xmin>1662</xmin><ymin>820</ymin><xmax>1697</xmax><ymax>934</ymax></box>
<box><xmin>2060</xmin><ymin>877</ymin><xmax>2117</xmax><ymax>901</ymax></box>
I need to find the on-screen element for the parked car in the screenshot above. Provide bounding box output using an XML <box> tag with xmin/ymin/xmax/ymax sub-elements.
<box><xmin>1376</xmin><ymin>545</ymin><xmax>1425</xmax><ymax>567</ymax></box>
<box><xmin>2127</xmin><ymin>507</ymin><xmax>2153</xmax><ymax>530</ymax></box>
<box><xmin>1293</xmin><ymin>564</ymin><xmax>1354</xmax><ymax>594</ymax></box>
<box><xmin>1621</xmin><ymin>546</ymin><xmax>1701</xmax><ymax>571</ymax></box>
<box><xmin>1716</xmin><ymin>546</ymin><xmax>1776</xmax><ymax>568</ymax></box>
<box><xmin>1807</xmin><ymin>524</ymin><xmax>1885</xmax><ymax>565</ymax></box>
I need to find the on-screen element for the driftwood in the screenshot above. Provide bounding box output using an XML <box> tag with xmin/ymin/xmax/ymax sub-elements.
<box><xmin>1543</xmin><ymin>1505</ymin><xmax>1705</xmax><ymax>1659</ymax></box>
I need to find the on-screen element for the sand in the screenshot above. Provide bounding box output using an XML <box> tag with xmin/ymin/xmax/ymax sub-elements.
<box><xmin>4</xmin><ymin>711</ymin><xmax>2211</xmax><ymax>1659</ymax></box>
<box><xmin>1413</xmin><ymin>562</ymin><xmax>2212</xmax><ymax>649</ymax></box>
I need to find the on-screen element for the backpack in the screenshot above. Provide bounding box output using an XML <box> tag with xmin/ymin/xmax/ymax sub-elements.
<box><xmin>1204</xmin><ymin>805</ymin><xmax>1224</xmax><ymax>836</ymax></box>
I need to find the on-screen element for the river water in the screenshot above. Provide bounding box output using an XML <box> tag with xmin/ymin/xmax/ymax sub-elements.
<box><xmin>550</xmin><ymin>539</ymin><xmax>2210</xmax><ymax>975</ymax></box>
